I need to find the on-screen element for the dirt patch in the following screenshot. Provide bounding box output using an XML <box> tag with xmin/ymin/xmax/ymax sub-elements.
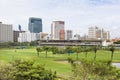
<box><xmin>55</xmin><ymin>60</ymin><xmax>68</xmax><ymax>64</ymax></box>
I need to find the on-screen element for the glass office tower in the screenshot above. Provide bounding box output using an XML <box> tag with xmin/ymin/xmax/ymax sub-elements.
<box><xmin>28</xmin><ymin>17</ymin><xmax>42</xmax><ymax>33</ymax></box>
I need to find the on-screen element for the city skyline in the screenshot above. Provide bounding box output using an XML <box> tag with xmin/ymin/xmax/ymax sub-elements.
<box><xmin>0</xmin><ymin>0</ymin><xmax>120</xmax><ymax>38</ymax></box>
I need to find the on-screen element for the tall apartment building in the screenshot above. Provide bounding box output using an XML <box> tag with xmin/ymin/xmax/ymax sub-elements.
<box><xmin>88</xmin><ymin>26</ymin><xmax>110</xmax><ymax>40</ymax></box>
<box><xmin>28</xmin><ymin>17</ymin><xmax>42</xmax><ymax>33</ymax></box>
<box><xmin>88</xmin><ymin>26</ymin><xmax>98</xmax><ymax>40</ymax></box>
<box><xmin>0</xmin><ymin>22</ymin><xmax>13</xmax><ymax>43</ymax></box>
<box><xmin>60</xmin><ymin>29</ymin><xmax>65</xmax><ymax>40</ymax></box>
<box><xmin>103</xmin><ymin>31</ymin><xmax>110</xmax><ymax>40</ymax></box>
<box><xmin>66</xmin><ymin>30</ymin><xmax>73</xmax><ymax>40</ymax></box>
<box><xmin>51</xmin><ymin>21</ymin><xmax>65</xmax><ymax>40</ymax></box>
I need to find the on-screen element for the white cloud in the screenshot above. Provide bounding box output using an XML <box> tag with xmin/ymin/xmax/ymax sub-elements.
<box><xmin>0</xmin><ymin>0</ymin><xmax>120</xmax><ymax>38</ymax></box>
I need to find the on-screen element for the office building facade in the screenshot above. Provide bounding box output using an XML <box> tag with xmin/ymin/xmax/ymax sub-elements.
<box><xmin>60</xmin><ymin>29</ymin><xmax>65</xmax><ymax>40</ymax></box>
<box><xmin>103</xmin><ymin>31</ymin><xmax>110</xmax><ymax>40</ymax></box>
<box><xmin>18</xmin><ymin>32</ymin><xmax>40</xmax><ymax>42</ymax></box>
<box><xmin>13</xmin><ymin>31</ymin><xmax>25</xmax><ymax>42</ymax></box>
<box><xmin>88</xmin><ymin>26</ymin><xmax>110</xmax><ymax>40</ymax></box>
<box><xmin>66</xmin><ymin>30</ymin><xmax>73</xmax><ymax>40</ymax></box>
<box><xmin>51</xmin><ymin>21</ymin><xmax>65</xmax><ymax>40</ymax></box>
<box><xmin>0</xmin><ymin>22</ymin><xmax>13</xmax><ymax>43</ymax></box>
<box><xmin>88</xmin><ymin>26</ymin><xmax>98</xmax><ymax>40</ymax></box>
<box><xmin>28</xmin><ymin>17</ymin><xmax>42</xmax><ymax>33</ymax></box>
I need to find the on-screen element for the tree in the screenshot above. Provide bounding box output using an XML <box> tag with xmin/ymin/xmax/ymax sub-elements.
<box><xmin>93</xmin><ymin>46</ymin><xmax>98</xmax><ymax>60</ymax></box>
<box><xmin>83</xmin><ymin>47</ymin><xmax>90</xmax><ymax>58</ymax></box>
<box><xmin>42</xmin><ymin>46</ymin><xmax>50</xmax><ymax>58</ymax></box>
<box><xmin>36</xmin><ymin>47</ymin><xmax>42</xmax><ymax>56</ymax></box>
<box><xmin>70</xmin><ymin>59</ymin><xmax>120</xmax><ymax>80</ymax></box>
<box><xmin>0</xmin><ymin>60</ymin><xmax>58</xmax><ymax>80</ymax></box>
<box><xmin>109</xmin><ymin>45</ymin><xmax>115</xmax><ymax>61</ymax></box>
<box><xmin>50</xmin><ymin>46</ymin><xmax>58</xmax><ymax>54</ymax></box>
<box><xmin>57</xmin><ymin>48</ymin><xmax>65</xmax><ymax>54</ymax></box>
<box><xmin>0</xmin><ymin>62</ymin><xmax>11</xmax><ymax>80</ymax></box>
<box><xmin>65</xmin><ymin>46</ymin><xmax>73</xmax><ymax>56</ymax></box>
<box><xmin>30</xmin><ymin>41</ymin><xmax>38</xmax><ymax>46</ymax></box>
<box><xmin>73</xmin><ymin>46</ymin><xmax>81</xmax><ymax>60</ymax></box>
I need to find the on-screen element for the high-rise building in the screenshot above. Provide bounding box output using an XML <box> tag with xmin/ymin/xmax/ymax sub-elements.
<box><xmin>28</xmin><ymin>17</ymin><xmax>42</xmax><ymax>33</ymax></box>
<box><xmin>51</xmin><ymin>21</ymin><xmax>65</xmax><ymax>40</ymax></box>
<box><xmin>13</xmin><ymin>31</ymin><xmax>25</xmax><ymax>42</ymax></box>
<box><xmin>60</xmin><ymin>29</ymin><xmax>65</xmax><ymax>40</ymax></box>
<box><xmin>88</xmin><ymin>26</ymin><xmax>110</xmax><ymax>40</ymax></box>
<box><xmin>0</xmin><ymin>22</ymin><xmax>13</xmax><ymax>43</ymax></box>
<box><xmin>88</xmin><ymin>26</ymin><xmax>98</xmax><ymax>40</ymax></box>
<box><xmin>103</xmin><ymin>31</ymin><xmax>110</xmax><ymax>40</ymax></box>
<box><xmin>66</xmin><ymin>30</ymin><xmax>73</xmax><ymax>40</ymax></box>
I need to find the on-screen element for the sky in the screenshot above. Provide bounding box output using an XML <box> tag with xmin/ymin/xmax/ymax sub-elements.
<box><xmin>0</xmin><ymin>0</ymin><xmax>120</xmax><ymax>38</ymax></box>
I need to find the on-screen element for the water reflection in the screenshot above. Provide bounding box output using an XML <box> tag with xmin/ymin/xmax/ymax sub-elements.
<box><xmin>112</xmin><ymin>63</ymin><xmax>120</xmax><ymax>68</ymax></box>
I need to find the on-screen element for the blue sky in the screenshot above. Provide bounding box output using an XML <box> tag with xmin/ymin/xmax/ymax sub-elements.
<box><xmin>0</xmin><ymin>0</ymin><xmax>120</xmax><ymax>38</ymax></box>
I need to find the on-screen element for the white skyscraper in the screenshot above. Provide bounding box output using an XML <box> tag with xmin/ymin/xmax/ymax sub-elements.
<box><xmin>0</xmin><ymin>22</ymin><xmax>13</xmax><ymax>43</ymax></box>
<box><xmin>51</xmin><ymin>21</ymin><xmax>65</xmax><ymax>40</ymax></box>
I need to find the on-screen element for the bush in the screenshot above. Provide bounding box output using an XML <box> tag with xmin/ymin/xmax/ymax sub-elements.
<box><xmin>57</xmin><ymin>48</ymin><xmax>65</xmax><ymax>54</ymax></box>
<box><xmin>0</xmin><ymin>60</ymin><xmax>58</xmax><ymax>80</ymax></box>
<box><xmin>70</xmin><ymin>59</ymin><xmax>120</xmax><ymax>80</ymax></box>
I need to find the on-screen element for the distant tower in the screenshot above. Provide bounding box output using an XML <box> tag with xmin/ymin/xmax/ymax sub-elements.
<box><xmin>51</xmin><ymin>21</ymin><xmax>65</xmax><ymax>40</ymax></box>
<box><xmin>0</xmin><ymin>22</ymin><xmax>13</xmax><ymax>43</ymax></box>
<box><xmin>88</xmin><ymin>26</ymin><xmax>99</xmax><ymax>40</ymax></box>
<box><xmin>88</xmin><ymin>26</ymin><xmax>110</xmax><ymax>40</ymax></box>
<box><xmin>66</xmin><ymin>30</ymin><xmax>73</xmax><ymax>40</ymax></box>
<box><xmin>103</xmin><ymin>31</ymin><xmax>110</xmax><ymax>40</ymax></box>
<box><xmin>18</xmin><ymin>25</ymin><xmax>22</xmax><ymax>32</ymax></box>
<box><xmin>28</xmin><ymin>17</ymin><xmax>42</xmax><ymax>33</ymax></box>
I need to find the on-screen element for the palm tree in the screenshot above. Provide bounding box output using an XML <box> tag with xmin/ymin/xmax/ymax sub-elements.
<box><xmin>36</xmin><ymin>47</ymin><xmax>42</xmax><ymax>56</ymax></box>
<box><xmin>50</xmin><ymin>46</ymin><xmax>58</xmax><ymax>54</ymax></box>
<box><xmin>93</xmin><ymin>46</ymin><xmax>97</xmax><ymax>60</ymax></box>
<box><xmin>65</xmin><ymin>46</ymin><xmax>73</xmax><ymax>56</ymax></box>
<box><xmin>73</xmin><ymin>46</ymin><xmax>81</xmax><ymax>60</ymax></box>
<box><xmin>42</xmin><ymin>46</ymin><xmax>49</xmax><ymax>58</ymax></box>
<box><xmin>84</xmin><ymin>47</ymin><xmax>89</xmax><ymax>58</ymax></box>
<box><xmin>109</xmin><ymin>45</ymin><xmax>115</xmax><ymax>61</ymax></box>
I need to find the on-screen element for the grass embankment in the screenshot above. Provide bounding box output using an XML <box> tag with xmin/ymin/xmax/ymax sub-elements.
<box><xmin>0</xmin><ymin>48</ymin><xmax>120</xmax><ymax>77</ymax></box>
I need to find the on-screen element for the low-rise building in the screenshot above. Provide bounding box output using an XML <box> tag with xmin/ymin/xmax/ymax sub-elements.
<box><xmin>18</xmin><ymin>32</ymin><xmax>40</xmax><ymax>42</ymax></box>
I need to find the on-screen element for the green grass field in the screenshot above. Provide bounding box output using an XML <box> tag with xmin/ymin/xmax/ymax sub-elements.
<box><xmin>0</xmin><ymin>48</ymin><xmax>120</xmax><ymax>77</ymax></box>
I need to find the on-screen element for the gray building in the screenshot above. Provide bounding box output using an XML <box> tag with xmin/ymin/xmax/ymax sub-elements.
<box><xmin>28</xmin><ymin>17</ymin><xmax>42</xmax><ymax>33</ymax></box>
<box><xmin>0</xmin><ymin>22</ymin><xmax>13</xmax><ymax>43</ymax></box>
<box><xmin>66</xmin><ymin>30</ymin><xmax>73</xmax><ymax>40</ymax></box>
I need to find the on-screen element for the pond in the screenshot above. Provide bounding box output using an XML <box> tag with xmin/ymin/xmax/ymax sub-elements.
<box><xmin>112</xmin><ymin>63</ymin><xmax>120</xmax><ymax>68</ymax></box>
